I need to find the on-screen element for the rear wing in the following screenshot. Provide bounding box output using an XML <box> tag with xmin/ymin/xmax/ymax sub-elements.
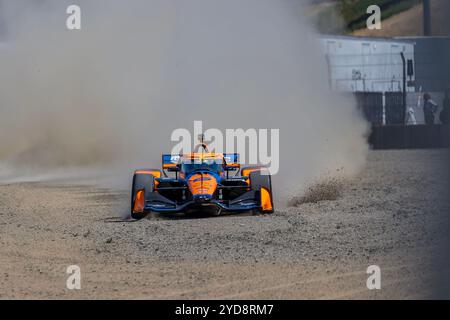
<box><xmin>162</xmin><ymin>153</ymin><xmax>240</xmax><ymax>169</ymax></box>
<box><xmin>162</xmin><ymin>154</ymin><xmax>180</xmax><ymax>169</ymax></box>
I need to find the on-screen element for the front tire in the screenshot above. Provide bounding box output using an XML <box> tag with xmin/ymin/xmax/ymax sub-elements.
<box><xmin>131</xmin><ymin>173</ymin><xmax>155</xmax><ymax>220</ymax></box>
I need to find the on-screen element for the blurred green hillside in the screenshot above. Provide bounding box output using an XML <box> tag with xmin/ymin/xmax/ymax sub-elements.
<box><xmin>310</xmin><ymin>0</ymin><xmax>421</xmax><ymax>34</ymax></box>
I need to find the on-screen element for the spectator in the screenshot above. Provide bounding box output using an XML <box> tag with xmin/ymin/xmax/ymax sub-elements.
<box><xmin>439</xmin><ymin>86</ymin><xmax>450</xmax><ymax>125</ymax></box>
<box><xmin>423</xmin><ymin>93</ymin><xmax>438</xmax><ymax>125</ymax></box>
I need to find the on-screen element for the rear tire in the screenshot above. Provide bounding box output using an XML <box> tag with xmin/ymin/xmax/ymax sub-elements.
<box><xmin>131</xmin><ymin>173</ymin><xmax>155</xmax><ymax>220</ymax></box>
<box><xmin>249</xmin><ymin>171</ymin><xmax>274</xmax><ymax>214</ymax></box>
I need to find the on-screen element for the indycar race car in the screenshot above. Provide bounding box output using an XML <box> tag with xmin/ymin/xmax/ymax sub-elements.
<box><xmin>130</xmin><ymin>149</ymin><xmax>274</xmax><ymax>219</ymax></box>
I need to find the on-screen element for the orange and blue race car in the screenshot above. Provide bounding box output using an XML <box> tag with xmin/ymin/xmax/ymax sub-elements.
<box><xmin>130</xmin><ymin>151</ymin><xmax>274</xmax><ymax>219</ymax></box>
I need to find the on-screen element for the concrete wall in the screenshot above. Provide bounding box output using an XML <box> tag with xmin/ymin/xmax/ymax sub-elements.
<box><xmin>369</xmin><ymin>124</ymin><xmax>450</xmax><ymax>149</ymax></box>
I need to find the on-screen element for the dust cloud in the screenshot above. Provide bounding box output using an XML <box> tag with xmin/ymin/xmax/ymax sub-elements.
<box><xmin>0</xmin><ymin>0</ymin><xmax>368</xmax><ymax>202</ymax></box>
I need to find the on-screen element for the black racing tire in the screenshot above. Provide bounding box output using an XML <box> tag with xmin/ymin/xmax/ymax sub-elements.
<box><xmin>249</xmin><ymin>171</ymin><xmax>274</xmax><ymax>214</ymax></box>
<box><xmin>130</xmin><ymin>173</ymin><xmax>155</xmax><ymax>220</ymax></box>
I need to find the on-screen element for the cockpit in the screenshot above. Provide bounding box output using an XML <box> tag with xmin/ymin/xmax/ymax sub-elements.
<box><xmin>181</xmin><ymin>158</ymin><xmax>223</xmax><ymax>174</ymax></box>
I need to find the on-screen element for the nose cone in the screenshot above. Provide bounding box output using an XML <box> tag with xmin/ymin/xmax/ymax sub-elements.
<box><xmin>188</xmin><ymin>173</ymin><xmax>218</xmax><ymax>198</ymax></box>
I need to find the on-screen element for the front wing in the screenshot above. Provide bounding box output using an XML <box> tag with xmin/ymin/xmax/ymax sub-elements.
<box><xmin>143</xmin><ymin>190</ymin><xmax>260</xmax><ymax>213</ymax></box>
